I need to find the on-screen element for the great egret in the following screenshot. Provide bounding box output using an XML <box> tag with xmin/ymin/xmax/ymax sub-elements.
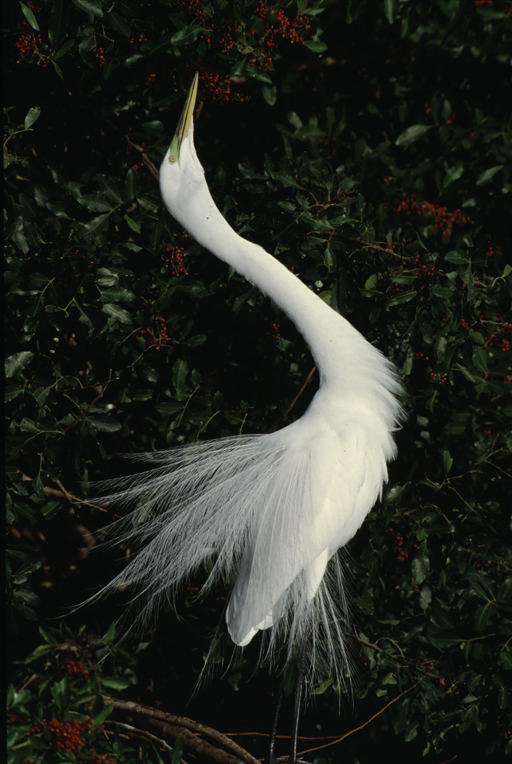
<box><xmin>96</xmin><ymin>74</ymin><xmax>402</xmax><ymax>762</ymax></box>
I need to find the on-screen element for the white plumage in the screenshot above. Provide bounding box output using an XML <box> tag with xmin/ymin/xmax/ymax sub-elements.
<box><xmin>96</xmin><ymin>74</ymin><xmax>401</xmax><ymax>696</ymax></box>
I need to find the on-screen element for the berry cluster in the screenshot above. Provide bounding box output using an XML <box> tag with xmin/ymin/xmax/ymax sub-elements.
<box><xmin>168</xmin><ymin>2</ymin><xmax>311</xmax><ymax>99</ymax></box>
<box><xmin>135</xmin><ymin>316</ymin><xmax>169</xmax><ymax>351</ymax></box>
<box><xmin>175</xmin><ymin>0</ymin><xmax>207</xmax><ymax>20</ymax></box>
<box><xmin>219</xmin><ymin>21</ymin><xmax>238</xmax><ymax>53</ymax></box>
<box><xmin>486</xmin><ymin>243</ymin><xmax>503</xmax><ymax>258</ymax></box>
<box><xmin>164</xmin><ymin>246</ymin><xmax>188</xmax><ymax>277</ymax></box>
<box><xmin>396</xmin><ymin>193</ymin><xmax>470</xmax><ymax>237</ymax></box>
<box><xmin>484</xmin><ymin>318</ymin><xmax>511</xmax><ymax>353</ymax></box>
<box><xmin>63</xmin><ymin>658</ymin><xmax>90</xmax><ymax>680</ymax></box>
<box><xmin>390</xmin><ymin>257</ymin><xmax>438</xmax><ymax>295</ymax></box>
<box><xmin>15</xmin><ymin>31</ymin><xmax>46</xmax><ymax>66</ymax></box>
<box><xmin>198</xmin><ymin>66</ymin><xmax>236</xmax><ymax>103</ymax></box>
<box><xmin>414</xmin><ymin>262</ymin><xmax>436</xmax><ymax>280</ymax></box>
<box><xmin>246</xmin><ymin>3</ymin><xmax>309</xmax><ymax>71</ymax></box>
<box><xmin>95</xmin><ymin>47</ymin><xmax>106</xmax><ymax>67</ymax></box>
<box><xmin>128</xmin><ymin>141</ymin><xmax>148</xmax><ymax>173</ymax></box>
<box><xmin>44</xmin><ymin>718</ymin><xmax>91</xmax><ymax>753</ymax></box>
<box><xmin>14</xmin><ymin>0</ymin><xmax>46</xmax><ymax>64</ymax></box>
<box><xmin>128</xmin><ymin>32</ymin><xmax>148</xmax><ymax>44</ymax></box>
<box><xmin>90</xmin><ymin>753</ymin><xmax>116</xmax><ymax>764</ymax></box>
<box><xmin>389</xmin><ymin>527</ymin><xmax>417</xmax><ymax>561</ymax></box>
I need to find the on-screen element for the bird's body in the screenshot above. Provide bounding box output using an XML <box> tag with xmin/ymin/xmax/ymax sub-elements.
<box><xmin>97</xmin><ymin>75</ymin><xmax>401</xmax><ymax>728</ymax></box>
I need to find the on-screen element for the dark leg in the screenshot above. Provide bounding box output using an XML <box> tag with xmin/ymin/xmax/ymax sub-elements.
<box><xmin>268</xmin><ymin>632</ymin><xmax>309</xmax><ymax>764</ymax></box>
<box><xmin>289</xmin><ymin>633</ymin><xmax>308</xmax><ymax>764</ymax></box>
<box><xmin>268</xmin><ymin>645</ymin><xmax>291</xmax><ymax>764</ymax></box>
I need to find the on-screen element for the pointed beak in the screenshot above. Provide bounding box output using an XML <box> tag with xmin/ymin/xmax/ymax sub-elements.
<box><xmin>168</xmin><ymin>73</ymin><xmax>199</xmax><ymax>165</ymax></box>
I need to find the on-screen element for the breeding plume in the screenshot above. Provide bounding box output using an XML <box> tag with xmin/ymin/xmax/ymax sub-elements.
<box><xmin>96</xmin><ymin>74</ymin><xmax>401</xmax><ymax>759</ymax></box>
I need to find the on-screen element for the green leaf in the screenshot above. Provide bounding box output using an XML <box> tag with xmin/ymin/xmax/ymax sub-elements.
<box><xmin>25</xmin><ymin>644</ymin><xmax>52</xmax><ymax>662</ymax></box>
<box><xmin>79</xmin><ymin>195</ymin><xmax>113</xmax><ymax>212</ymax></box>
<box><xmin>101</xmin><ymin>287</ymin><xmax>136</xmax><ymax>302</ymax></box>
<box><xmin>431</xmin><ymin>285</ymin><xmax>454</xmax><ymax>299</ymax></box>
<box><xmin>385</xmin><ymin>292</ymin><xmax>416</xmax><ymax>307</ymax></box>
<box><xmin>186</xmin><ymin>335</ymin><xmax>206</xmax><ymax>347</ymax></box>
<box><xmin>419</xmin><ymin>585</ymin><xmax>432</xmax><ymax>610</ymax></box>
<box><xmin>412</xmin><ymin>547</ymin><xmax>430</xmax><ymax>585</ymax></box>
<box><xmin>24</xmin><ymin>107</ymin><xmax>41</xmax><ymax>129</ymax></box>
<box><xmin>171</xmin><ymin>25</ymin><xmax>207</xmax><ymax>46</ymax></box>
<box><xmin>155</xmin><ymin>401</ymin><xmax>185</xmax><ymax>414</ymax></box>
<box><xmin>52</xmin><ymin>60</ymin><xmax>64</xmax><ymax>79</ymax></box>
<box><xmin>71</xmin><ymin>0</ymin><xmax>104</xmax><ymax>18</ymax></box>
<box><xmin>94</xmin><ymin>701</ymin><xmax>115</xmax><ymax>725</ymax></box>
<box><xmin>441</xmin><ymin>449</ymin><xmax>453</xmax><ymax>474</ymax></box>
<box><xmin>475</xmin><ymin>602</ymin><xmax>494</xmax><ymax>632</ymax></box>
<box><xmin>48</xmin><ymin>0</ymin><xmax>67</xmax><ymax>49</ymax></box>
<box><xmin>498</xmin><ymin>689</ymin><xmax>509</xmax><ymax>710</ymax></box>
<box><xmin>476</xmin><ymin>165</ymin><xmax>503</xmax><ymax>186</ymax></box>
<box><xmin>304</xmin><ymin>40</ymin><xmax>328</xmax><ymax>53</ymax></box>
<box><xmin>87</xmin><ymin>415</ymin><xmax>122</xmax><ymax>432</ymax></box>
<box><xmin>384</xmin><ymin>0</ymin><xmax>398</xmax><ymax>24</ymax></box>
<box><xmin>82</xmin><ymin>213</ymin><xmax>110</xmax><ymax>238</ymax></box>
<box><xmin>172</xmin><ymin>358</ymin><xmax>188</xmax><ymax>394</ymax></box>
<box><xmin>404</xmin><ymin>718</ymin><xmax>419</xmax><ymax>742</ymax></box>
<box><xmin>443</xmin><ymin>164</ymin><xmax>464</xmax><ymax>189</ymax></box>
<box><xmin>101</xmin><ymin>303</ymin><xmax>132</xmax><ymax>324</ymax></box>
<box><xmin>53</xmin><ymin>39</ymin><xmax>75</xmax><ymax>59</ymax></box>
<box><xmin>109</xmin><ymin>11</ymin><xmax>131</xmax><ymax>37</ymax></box>
<box><xmin>396</xmin><ymin>124</ymin><xmax>431</xmax><ymax>146</ymax></box>
<box><xmin>171</xmin><ymin>736</ymin><xmax>185</xmax><ymax>764</ymax></box>
<box><xmin>97</xmin><ymin>175</ymin><xmax>123</xmax><ymax>203</ymax></box>
<box><xmin>5</xmin><ymin>351</ymin><xmax>35</xmax><ymax>378</ymax></box>
<box><xmin>51</xmin><ymin>676</ymin><xmax>71</xmax><ymax>712</ymax></box>
<box><xmin>262</xmin><ymin>84</ymin><xmax>277</xmax><ymax>107</ymax></box>
<box><xmin>445</xmin><ymin>251</ymin><xmax>468</xmax><ymax>264</ymax></box>
<box><xmin>125</xmin><ymin>168</ymin><xmax>139</xmax><ymax>200</ymax></box>
<box><xmin>124</xmin><ymin>214</ymin><xmax>141</xmax><ymax>233</ymax></box>
<box><xmin>101</xmin><ymin>677</ymin><xmax>132</xmax><ymax>690</ymax></box>
<box><xmin>472</xmin><ymin>346</ymin><xmax>488</xmax><ymax>374</ymax></box>
<box><xmin>20</xmin><ymin>2</ymin><xmax>40</xmax><ymax>31</ymax></box>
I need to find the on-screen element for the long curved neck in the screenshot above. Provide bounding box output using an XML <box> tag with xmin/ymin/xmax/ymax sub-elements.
<box><xmin>177</xmin><ymin>182</ymin><xmax>370</xmax><ymax>387</ymax></box>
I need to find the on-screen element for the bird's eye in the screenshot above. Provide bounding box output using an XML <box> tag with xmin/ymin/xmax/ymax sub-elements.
<box><xmin>169</xmin><ymin>155</ymin><xmax>177</xmax><ymax>164</ymax></box>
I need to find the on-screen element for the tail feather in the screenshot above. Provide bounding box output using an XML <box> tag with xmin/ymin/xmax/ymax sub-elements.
<box><xmin>90</xmin><ymin>431</ymin><xmax>360</xmax><ymax>695</ymax></box>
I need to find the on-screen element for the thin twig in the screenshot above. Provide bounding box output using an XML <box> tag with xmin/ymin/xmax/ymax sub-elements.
<box><xmin>60</xmin><ymin>373</ymin><xmax>118</xmax><ymax>436</ymax></box>
<box><xmin>348</xmin><ymin>236</ymin><xmax>404</xmax><ymax>260</ymax></box>
<box><xmin>125</xmin><ymin>137</ymin><xmax>159</xmax><ymax>181</ymax></box>
<box><xmin>267</xmin><ymin>366</ymin><xmax>317</xmax><ymax>434</ymax></box>
<box><xmin>297</xmin><ymin>683</ymin><xmax>420</xmax><ymax>757</ymax></box>
<box><xmin>105</xmin><ymin>720</ymin><xmax>176</xmax><ymax>753</ymax></box>
<box><xmin>20</xmin><ymin>472</ymin><xmax>108</xmax><ymax>512</ymax></box>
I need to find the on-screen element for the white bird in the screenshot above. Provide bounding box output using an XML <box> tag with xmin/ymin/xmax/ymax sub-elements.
<box><xmin>96</xmin><ymin>74</ymin><xmax>402</xmax><ymax>762</ymax></box>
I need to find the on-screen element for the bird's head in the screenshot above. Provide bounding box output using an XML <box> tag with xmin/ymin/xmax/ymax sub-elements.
<box><xmin>160</xmin><ymin>73</ymin><xmax>207</xmax><ymax>226</ymax></box>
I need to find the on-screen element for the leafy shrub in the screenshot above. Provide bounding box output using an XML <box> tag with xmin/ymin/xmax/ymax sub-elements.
<box><xmin>5</xmin><ymin>1</ymin><xmax>512</xmax><ymax>761</ymax></box>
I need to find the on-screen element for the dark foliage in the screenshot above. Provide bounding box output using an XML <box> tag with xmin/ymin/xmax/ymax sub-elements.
<box><xmin>5</xmin><ymin>1</ymin><xmax>512</xmax><ymax>762</ymax></box>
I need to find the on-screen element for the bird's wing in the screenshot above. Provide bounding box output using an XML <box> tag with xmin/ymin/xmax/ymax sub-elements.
<box><xmin>226</xmin><ymin>422</ymin><xmax>371</xmax><ymax>646</ymax></box>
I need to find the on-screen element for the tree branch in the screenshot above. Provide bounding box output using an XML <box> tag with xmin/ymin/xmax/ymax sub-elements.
<box><xmin>103</xmin><ymin>697</ymin><xmax>260</xmax><ymax>764</ymax></box>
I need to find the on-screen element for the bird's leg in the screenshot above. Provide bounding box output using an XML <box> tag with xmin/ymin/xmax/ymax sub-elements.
<box><xmin>268</xmin><ymin>645</ymin><xmax>291</xmax><ymax>764</ymax></box>
<box><xmin>289</xmin><ymin>632</ymin><xmax>308</xmax><ymax>764</ymax></box>
<box><xmin>268</xmin><ymin>632</ymin><xmax>309</xmax><ymax>764</ymax></box>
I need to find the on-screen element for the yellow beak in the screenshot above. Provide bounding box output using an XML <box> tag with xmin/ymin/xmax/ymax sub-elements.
<box><xmin>168</xmin><ymin>73</ymin><xmax>199</xmax><ymax>165</ymax></box>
